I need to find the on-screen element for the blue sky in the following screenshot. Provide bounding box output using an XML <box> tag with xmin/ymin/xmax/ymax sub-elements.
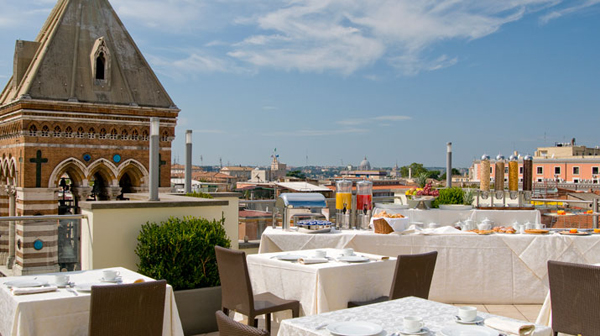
<box><xmin>1</xmin><ymin>0</ymin><xmax>599</xmax><ymax>168</ymax></box>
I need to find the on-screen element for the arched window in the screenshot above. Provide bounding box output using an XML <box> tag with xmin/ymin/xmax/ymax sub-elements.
<box><xmin>142</xmin><ymin>130</ymin><xmax>149</xmax><ymax>141</ymax></box>
<box><xmin>99</xmin><ymin>128</ymin><xmax>106</xmax><ymax>139</ymax></box>
<box><xmin>65</xmin><ymin>126</ymin><xmax>73</xmax><ymax>138</ymax></box>
<box><xmin>161</xmin><ymin>131</ymin><xmax>169</xmax><ymax>142</ymax></box>
<box><xmin>121</xmin><ymin>129</ymin><xmax>129</xmax><ymax>140</ymax></box>
<box><xmin>41</xmin><ymin>125</ymin><xmax>50</xmax><ymax>137</ymax></box>
<box><xmin>29</xmin><ymin>125</ymin><xmax>37</xmax><ymax>136</ymax></box>
<box><xmin>131</xmin><ymin>129</ymin><xmax>139</xmax><ymax>140</ymax></box>
<box><xmin>88</xmin><ymin>127</ymin><xmax>95</xmax><ymax>139</ymax></box>
<box><xmin>53</xmin><ymin>126</ymin><xmax>61</xmax><ymax>137</ymax></box>
<box><xmin>96</xmin><ymin>53</ymin><xmax>105</xmax><ymax>80</ymax></box>
<box><xmin>91</xmin><ymin>37</ymin><xmax>111</xmax><ymax>86</ymax></box>
<box><xmin>109</xmin><ymin>128</ymin><xmax>118</xmax><ymax>140</ymax></box>
<box><xmin>77</xmin><ymin>127</ymin><xmax>84</xmax><ymax>138</ymax></box>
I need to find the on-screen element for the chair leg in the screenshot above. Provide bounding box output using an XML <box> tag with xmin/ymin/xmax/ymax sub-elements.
<box><xmin>291</xmin><ymin>305</ymin><xmax>300</xmax><ymax>318</ymax></box>
<box><xmin>266</xmin><ymin>313</ymin><xmax>272</xmax><ymax>334</ymax></box>
<box><xmin>247</xmin><ymin>314</ymin><xmax>258</xmax><ymax>327</ymax></box>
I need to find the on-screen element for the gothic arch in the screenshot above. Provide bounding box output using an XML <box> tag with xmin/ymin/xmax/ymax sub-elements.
<box><xmin>87</xmin><ymin>158</ymin><xmax>118</xmax><ymax>183</ymax></box>
<box><xmin>47</xmin><ymin>158</ymin><xmax>88</xmax><ymax>188</ymax></box>
<box><xmin>117</xmin><ymin>159</ymin><xmax>148</xmax><ymax>187</ymax></box>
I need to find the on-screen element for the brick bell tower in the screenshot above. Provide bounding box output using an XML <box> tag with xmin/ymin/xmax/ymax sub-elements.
<box><xmin>0</xmin><ymin>0</ymin><xmax>179</xmax><ymax>274</ymax></box>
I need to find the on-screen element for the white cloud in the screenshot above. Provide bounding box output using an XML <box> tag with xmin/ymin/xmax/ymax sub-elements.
<box><xmin>264</xmin><ymin>128</ymin><xmax>369</xmax><ymax>137</ymax></box>
<box><xmin>373</xmin><ymin>115</ymin><xmax>412</xmax><ymax>121</ymax></box>
<box><xmin>540</xmin><ymin>0</ymin><xmax>600</xmax><ymax>24</ymax></box>
<box><xmin>262</xmin><ymin>105</ymin><xmax>278</xmax><ymax>111</ymax></box>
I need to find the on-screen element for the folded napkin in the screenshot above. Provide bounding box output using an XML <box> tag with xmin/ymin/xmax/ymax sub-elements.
<box><xmin>298</xmin><ymin>257</ymin><xmax>329</xmax><ymax>264</ymax></box>
<box><xmin>484</xmin><ymin>317</ymin><xmax>535</xmax><ymax>336</ymax></box>
<box><xmin>361</xmin><ymin>254</ymin><xmax>389</xmax><ymax>261</ymax></box>
<box><xmin>12</xmin><ymin>285</ymin><xmax>58</xmax><ymax>295</ymax></box>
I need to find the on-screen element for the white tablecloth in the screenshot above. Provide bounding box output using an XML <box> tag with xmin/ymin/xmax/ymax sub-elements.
<box><xmin>372</xmin><ymin>208</ymin><xmax>541</xmax><ymax>227</ymax></box>
<box><xmin>247</xmin><ymin>248</ymin><xmax>396</xmax><ymax>316</ymax></box>
<box><xmin>0</xmin><ymin>267</ymin><xmax>184</xmax><ymax>336</ymax></box>
<box><xmin>278</xmin><ymin>296</ymin><xmax>552</xmax><ymax>336</ymax></box>
<box><xmin>260</xmin><ymin>228</ymin><xmax>600</xmax><ymax>304</ymax></box>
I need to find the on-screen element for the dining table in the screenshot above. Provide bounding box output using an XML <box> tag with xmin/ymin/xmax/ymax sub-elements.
<box><xmin>278</xmin><ymin>296</ymin><xmax>553</xmax><ymax>336</ymax></box>
<box><xmin>247</xmin><ymin>248</ymin><xmax>397</xmax><ymax>316</ymax></box>
<box><xmin>259</xmin><ymin>227</ymin><xmax>600</xmax><ymax>304</ymax></box>
<box><xmin>0</xmin><ymin>267</ymin><xmax>184</xmax><ymax>336</ymax></box>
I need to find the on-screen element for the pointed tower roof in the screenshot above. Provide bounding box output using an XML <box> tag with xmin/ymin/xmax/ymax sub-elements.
<box><xmin>0</xmin><ymin>0</ymin><xmax>175</xmax><ymax>108</ymax></box>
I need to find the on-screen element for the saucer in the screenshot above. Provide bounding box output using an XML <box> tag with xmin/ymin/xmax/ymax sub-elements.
<box><xmin>398</xmin><ymin>327</ymin><xmax>429</xmax><ymax>335</ymax></box>
<box><xmin>455</xmin><ymin>316</ymin><xmax>484</xmax><ymax>324</ymax></box>
<box><xmin>55</xmin><ymin>282</ymin><xmax>74</xmax><ymax>288</ymax></box>
<box><xmin>100</xmin><ymin>276</ymin><xmax>122</xmax><ymax>283</ymax></box>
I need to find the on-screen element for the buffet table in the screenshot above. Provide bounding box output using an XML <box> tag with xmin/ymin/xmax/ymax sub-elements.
<box><xmin>247</xmin><ymin>248</ymin><xmax>396</xmax><ymax>316</ymax></box>
<box><xmin>278</xmin><ymin>296</ymin><xmax>552</xmax><ymax>336</ymax></box>
<box><xmin>0</xmin><ymin>267</ymin><xmax>184</xmax><ymax>336</ymax></box>
<box><xmin>373</xmin><ymin>208</ymin><xmax>541</xmax><ymax>227</ymax></box>
<box><xmin>259</xmin><ymin>228</ymin><xmax>600</xmax><ymax>304</ymax></box>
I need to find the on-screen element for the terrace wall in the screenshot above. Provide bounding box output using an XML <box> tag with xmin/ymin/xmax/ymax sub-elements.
<box><xmin>79</xmin><ymin>193</ymin><xmax>239</xmax><ymax>271</ymax></box>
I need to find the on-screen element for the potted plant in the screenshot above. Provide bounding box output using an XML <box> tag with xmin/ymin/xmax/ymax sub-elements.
<box><xmin>432</xmin><ymin>187</ymin><xmax>473</xmax><ymax>210</ymax></box>
<box><xmin>135</xmin><ymin>216</ymin><xmax>231</xmax><ymax>335</ymax></box>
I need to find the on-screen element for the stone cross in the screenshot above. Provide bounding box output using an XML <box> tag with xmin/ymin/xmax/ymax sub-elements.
<box><xmin>30</xmin><ymin>150</ymin><xmax>48</xmax><ymax>187</ymax></box>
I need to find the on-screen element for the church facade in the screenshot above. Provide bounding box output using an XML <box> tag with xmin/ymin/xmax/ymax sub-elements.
<box><xmin>0</xmin><ymin>0</ymin><xmax>179</xmax><ymax>274</ymax></box>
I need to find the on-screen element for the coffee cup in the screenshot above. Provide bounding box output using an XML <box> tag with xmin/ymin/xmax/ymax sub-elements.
<box><xmin>524</xmin><ymin>222</ymin><xmax>535</xmax><ymax>230</ymax></box>
<box><xmin>342</xmin><ymin>248</ymin><xmax>354</xmax><ymax>256</ymax></box>
<box><xmin>103</xmin><ymin>270</ymin><xmax>120</xmax><ymax>281</ymax></box>
<box><xmin>535</xmin><ymin>223</ymin><xmax>546</xmax><ymax>230</ymax></box>
<box><xmin>55</xmin><ymin>274</ymin><xmax>70</xmax><ymax>286</ymax></box>
<box><xmin>403</xmin><ymin>316</ymin><xmax>424</xmax><ymax>333</ymax></box>
<box><xmin>313</xmin><ymin>250</ymin><xmax>326</xmax><ymax>258</ymax></box>
<box><xmin>458</xmin><ymin>306</ymin><xmax>478</xmax><ymax>322</ymax></box>
<box><xmin>463</xmin><ymin>219</ymin><xmax>474</xmax><ymax>230</ymax></box>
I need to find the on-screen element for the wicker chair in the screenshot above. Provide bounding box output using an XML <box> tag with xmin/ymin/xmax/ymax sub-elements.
<box><xmin>215</xmin><ymin>246</ymin><xmax>300</xmax><ymax>334</ymax></box>
<box><xmin>89</xmin><ymin>279</ymin><xmax>167</xmax><ymax>336</ymax></box>
<box><xmin>348</xmin><ymin>251</ymin><xmax>438</xmax><ymax>308</ymax></box>
<box><xmin>547</xmin><ymin>260</ymin><xmax>600</xmax><ymax>336</ymax></box>
<box><xmin>216</xmin><ymin>310</ymin><xmax>269</xmax><ymax>336</ymax></box>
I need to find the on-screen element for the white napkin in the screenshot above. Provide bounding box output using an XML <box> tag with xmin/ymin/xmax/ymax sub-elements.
<box><xmin>484</xmin><ymin>317</ymin><xmax>535</xmax><ymax>336</ymax></box>
<box><xmin>421</xmin><ymin>226</ymin><xmax>476</xmax><ymax>235</ymax></box>
<box><xmin>298</xmin><ymin>257</ymin><xmax>329</xmax><ymax>264</ymax></box>
<box><xmin>12</xmin><ymin>285</ymin><xmax>58</xmax><ymax>295</ymax></box>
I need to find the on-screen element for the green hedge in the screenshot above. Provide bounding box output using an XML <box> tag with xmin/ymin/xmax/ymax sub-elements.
<box><xmin>431</xmin><ymin>187</ymin><xmax>465</xmax><ymax>208</ymax></box>
<box><xmin>135</xmin><ymin>216</ymin><xmax>231</xmax><ymax>290</ymax></box>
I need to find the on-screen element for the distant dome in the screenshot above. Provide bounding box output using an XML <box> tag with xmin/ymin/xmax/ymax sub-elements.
<box><xmin>359</xmin><ymin>157</ymin><xmax>371</xmax><ymax>170</ymax></box>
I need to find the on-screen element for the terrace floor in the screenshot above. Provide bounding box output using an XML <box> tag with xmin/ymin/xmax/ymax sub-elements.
<box><xmin>196</xmin><ymin>303</ymin><xmax>543</xmax><ymax>335</ymax></box>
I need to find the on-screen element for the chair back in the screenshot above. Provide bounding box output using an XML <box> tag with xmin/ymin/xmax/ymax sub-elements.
<box><xmin>89</xmin><ymin>279</ymin><xmax>167</xmax><ymax>336</ymax></box>
<box><xmin>215</xmin><ymin>246</ymin><xmax>254</xmax><ymax>314</ymax></box>
<box><xmin>215</xmin><ymin>310</ymin><xmax>269</xmax><ymax>336</ymax></box>
<box><xmin>389</xmin><ymin>251</ymin><xmax>438</xmax><ymax>300</ymax></box>
<box><xmin>548</xmin><ymin>260</ymin><xmax>600</xmax><ymax>335</ymax></box>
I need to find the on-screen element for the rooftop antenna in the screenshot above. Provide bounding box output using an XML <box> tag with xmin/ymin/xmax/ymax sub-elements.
<box><xmin>219</xmin><ymin>157</ymin><xmax>222</xmax><ymax>168</ymax></box>
<box><xmin>200</xmin><ymin>155</ymin><xmax>203</xmax><ymax>167</ymax></box>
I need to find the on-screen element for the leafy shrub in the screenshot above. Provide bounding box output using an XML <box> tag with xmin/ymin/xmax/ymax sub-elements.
<box><xmin>135</xmin><ymin>216</ymin><xmax>231</xmax><ymax>290</ymax></box>
<box><xmin>185</xmin><ymin>191</ymin><xmax>213</xmax><ymax>199</ymax></box>
<box><xmin>463</xmin><ymin>188</ymin><xmax>475</xmax><ymax>205</ymax></box>
<box><xmin>431</xmin><ymin>187</ymin><xmax>465</xmax><ymax>208</ymax></box>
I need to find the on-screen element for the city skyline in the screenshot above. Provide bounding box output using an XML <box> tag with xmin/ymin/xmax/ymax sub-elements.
<box><xmin>1</xmin><ymin>0</ymin><xmax>599</xmax><ymax>168</ymax></box>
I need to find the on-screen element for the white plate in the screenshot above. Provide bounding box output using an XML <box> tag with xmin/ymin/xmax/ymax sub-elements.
<box><xmin>275</xmin><ymin>254</ymin><xmax>306</xmax><ymax>261</ymax></box>
<box><xmin>441</xmin><ymin>325</ymin><xmax>499</xmax><ymax>336</ymax></box>
<box><xmin>100</xmin><ymin>277</ymin><xmax>122</xmax><ymax>283</ymax></box>
<box><xmin>398</xmin><ymin>327</ymin><xmax>430</xmax><ymax>335</ymax></box>
<box><xmin>327</xmin><ymin>321</ymin><xmax>383</xmax><ymax>336</ymax></box>
<box><xmin>337</xmin><ymin>256</ymin><xmax>370</xmax><ymax>263</ymax></box>
<box><xmin>4</xmin><ymin>279</ymin><xmax>49</xmax><ymax>288</ymax></box>
<box><xmin>74</xmin><ymin>282</ymin><xmax>117</xmax><ymax>292</ymax></box>
<box><xmin>298</xmin><ymin>227</ymin><xmax>331</xmax><ymax>234</ymax></box>
<box><xmin>455</xmin><ymin>316</ymin><xmax>484</xmax><ymax>325</ymax></box>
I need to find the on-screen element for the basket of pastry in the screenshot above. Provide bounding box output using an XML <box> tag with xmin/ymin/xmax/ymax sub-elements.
<box><xmin>372</xmin><ymin>209</ymin><xmax>406</xmax><ymax>219</ymax></box>
<box><xmin>492</xmin><ymin>226</ymin><xmax>516</xmax><ymax>234</ymax></box>
<box><xmin>373</xmin><ymin>218</ymin><xmax>394</xmax><ymax>234</ymax></box>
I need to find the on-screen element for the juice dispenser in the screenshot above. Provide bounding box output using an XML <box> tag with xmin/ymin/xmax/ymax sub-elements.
<box><xmin>335</xmin><ymin>179</ymin><xmax>352</xmax><ymax>230</ymax></box>
<box><xmin>356</xmin><ymin>180</ymin><xmax>373</xmax><ymax>230</ymax></box>
<box><xmin>508</xmin><ymin>154</ymin><xmax>519</xmax><ymax>199</ymax></box>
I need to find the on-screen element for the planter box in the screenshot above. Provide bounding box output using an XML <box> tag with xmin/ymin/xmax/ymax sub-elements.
<box><xmin>174</xmin><ymin>286</ymin><xmax>222</xmax><ymax>335</ymax></box>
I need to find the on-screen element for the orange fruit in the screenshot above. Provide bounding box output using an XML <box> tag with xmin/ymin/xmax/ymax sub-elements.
<box><xmin>570</xmin><ymin>228</ymin><xmax>578</xmax><ymax>233</ymax></box>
